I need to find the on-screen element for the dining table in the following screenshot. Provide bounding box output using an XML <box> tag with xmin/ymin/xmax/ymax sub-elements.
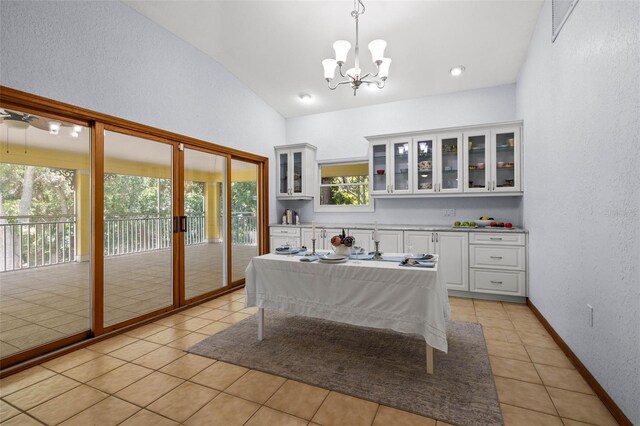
<box><xmin>244</xmin><ymin>252</ymin><xmax>450</xmax><ymax>374</ymax></box>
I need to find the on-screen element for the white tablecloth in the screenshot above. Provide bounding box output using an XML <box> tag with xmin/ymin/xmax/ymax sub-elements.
<box><xmin>245</xmin><ymin>254</ymin><xmax>451</xmax><ymax>353</ymax></box>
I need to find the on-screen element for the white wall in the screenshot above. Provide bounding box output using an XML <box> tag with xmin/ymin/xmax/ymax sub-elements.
<box><xmin>0</xmin><ymin>0</ymin><xmax>285</xmax><ymax>222</ymax></box>
<box><xmin>283</xmin><ymin>84</ymin><xmax>523</xmax><ymax>225</ymax></box>
<box><xmin>517</xmin><ymin>1</ymin><xmax>640</xmax><ymax>423</ymax></box>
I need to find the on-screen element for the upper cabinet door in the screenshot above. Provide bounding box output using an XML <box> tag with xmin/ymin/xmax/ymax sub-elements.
<box><xmin>389</xmin><ymin>138</ymin><xmax>412</xmax><ymax>194</ymax></box>
<box><xmin>464</xmin><ymin>131</ymin><xmax>491</xmax><ymax>193</ymax></box>
<box><xmin>413</xmin><ymin>136</ymin><xmax>436</xmax><ymax>194</ymax></box>
<box><xmin>491</xmin><ymin>127</ymin><xmax>521</xmax><ymax>192</ymax></box>
<box><xmin>369</xmin><ymin>140</ymin><xmax>390</xmax><ymax>195</ymax></box>
<box><xmin>291</xmin><ymin>150</ymin><xmax>304</xmax><ymax>195</ymax></box>
<box><xmin>437</xmin><ymin>133</ymin><xmax>463</xmax><ymax>193</ymax></box>
<box><xmin>277</xmin><ymin>150</ymin><xmax>290</xmax><ymax>197</ymax></box>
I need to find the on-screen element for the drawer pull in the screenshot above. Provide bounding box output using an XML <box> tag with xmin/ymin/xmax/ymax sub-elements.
<box><xmin>490</xmin><ymin>256</ymin><xmax>503</xmax><ymax>259</ymax></box>
<box><xmin>490</xmin><ymin>280</ymin><xmax>503</xmax><ymax>285</ymax></box>
<box><xmin>489</xmin><ymin>237</ymin><xmax>503</xmax><ymax>240</ymax></box>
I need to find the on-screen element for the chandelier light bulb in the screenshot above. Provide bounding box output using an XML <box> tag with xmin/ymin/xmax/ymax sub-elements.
<box><xmin>450</xmin><ymin>66</ymin><xmax>465</xmax><ymax>77</ymax></box>
<box><xmin>368</xmin><ymin>39</ymin><xmax>387</xmax><ymax>64</ymax></box>
<box><xmin>333</xmin><ymin>40</ymin><xmax>351</xmax><ymax>65</ymax></box>
<box><xmin>378</xmin><ymin>58</ymin><xmax>392</xmax><ymax>80</ymax></box>
<box><xmin>48</xmin><ymin>121</ymin><xmax>61</xmax><ymax>135</ymax></box>
<box><xmin>322</xmin><ymin>59</ymin><xmax>338</xmax><ymax>80</ymax></box>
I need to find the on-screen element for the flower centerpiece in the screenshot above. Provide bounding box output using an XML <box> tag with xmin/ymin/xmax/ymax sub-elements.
<box><xmin>330</xmin><ymin>229</ymin><xmax>355</xmax><ymax>256</ymax></box>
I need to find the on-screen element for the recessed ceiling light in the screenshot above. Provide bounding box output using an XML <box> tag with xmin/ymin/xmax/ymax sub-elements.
<box><xmin>299</xmin><ymin>93</ymin><xmax>312</xmax><ymax>103</ymax></box>
<box><xmin>450</xmin><ymin>66</ymin><xmax>465</xmax><ymax>77</ymax></box>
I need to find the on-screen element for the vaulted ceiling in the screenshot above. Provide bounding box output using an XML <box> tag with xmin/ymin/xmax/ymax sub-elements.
<box><xmin>125</xmin><ymin>1</ymin><xmax>543</xmax><ymax>118</ymax></box>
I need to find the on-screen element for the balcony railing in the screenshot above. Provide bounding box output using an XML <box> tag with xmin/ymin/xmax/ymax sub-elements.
<box><xmin>0</xmin><ymin>215</ymin><xmax>76</xmax><ymax>272</ymax></box>
<box><xmin>1</xmin><ymin>213</ymin><xmax>257</xmax><ymax>272</ymax></box>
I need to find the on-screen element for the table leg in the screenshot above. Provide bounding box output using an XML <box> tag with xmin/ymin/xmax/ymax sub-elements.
<box><xmin>258</xmin><ymin>307</ymin><xmax>264</xmax><ymax>341</ymax></box>
<box><xmin>426</xmin><ymin>343</ymin><xmax>434</xmax><ymax>374</ymax></box>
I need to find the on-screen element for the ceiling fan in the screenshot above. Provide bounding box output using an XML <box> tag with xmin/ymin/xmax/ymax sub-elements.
<box><xmin>0</xmin><ymin>109</ymin><xmax>79</xmax><ymax>136</ymax></box>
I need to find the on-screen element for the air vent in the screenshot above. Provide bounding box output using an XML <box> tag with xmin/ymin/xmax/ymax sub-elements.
<box><xmin>552</xmin><ymin>0</ymin><xmax>580</xmax><ymax>42</ymax></box>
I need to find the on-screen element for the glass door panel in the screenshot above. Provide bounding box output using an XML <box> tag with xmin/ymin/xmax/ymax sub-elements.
<box><xmin>103</xmin><ymin>130</ymin><xmax>173</xmax><ymax>327</ymax></box>
<box><xmin>278</xmin><ymin>152</ymin><xmax>288</xmax><ymax>196</ymax></box>
<box><xmin>493</xmin><ymin>129</ymin><xmax>517</xmax><ymax>191</ymax></box>
<box><xmin>438</xmin><ymin>134</ymin><xmax>462</xmax><ymax>192</ymax></box>
<box><xmin>465</xmin><ymin>133</ymin><xmax>490</xmax><ymax>192</ymax></box>
<box><xmin>231</xmin><ymin>159</ymin><xmax>258</xmax><ymax>283</ymax></box>
<box><xmin>391</xmin><ymin>140</ymin><xmax>411</xmax><ymax>192</ymax></box>
<box><xmin>415</xmin><ymin>138</ymin><xmax>434</xmax><ymax>193</ymax></box>
<box><xmin>0</xmin><ymin>108</ymin><xmax>91</xmax><ymax>360</ymax></box>
<box><xmin>183</xmin><ymin>148</ymin><xmax>226</xmax><ymax>300</ymax></box>
<box><xmin>370</xmin><ymin>143</ymin><xmax>388</xmax><ymax>193</ymax></box>
<box><xmin>292</xmin><ymin>151</ymin><xmax>302</xmax><ymax>195</ymax></box>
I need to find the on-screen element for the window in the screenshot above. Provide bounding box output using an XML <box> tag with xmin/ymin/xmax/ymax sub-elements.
<box><xmin>315</xmin><ymin>160</ymin><xmax>373</xmax><ymax>212</ymax></box>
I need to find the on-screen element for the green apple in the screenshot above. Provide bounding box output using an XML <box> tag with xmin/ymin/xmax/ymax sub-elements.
<box><xmin>469</xmin><ymin>221</ymin><xmax>477</xmax><ymax>227</ymax></box>
<box><xmin>454</xmin><ymin>221</ymin><xmax>461</xmax><ymax>226</ymax></box>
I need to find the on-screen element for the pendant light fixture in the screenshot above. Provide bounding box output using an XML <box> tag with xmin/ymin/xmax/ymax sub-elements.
<box><xmin>322</xmin><ymin>0</ymin><xmax>391</xmax><ymax>96</ymax></box>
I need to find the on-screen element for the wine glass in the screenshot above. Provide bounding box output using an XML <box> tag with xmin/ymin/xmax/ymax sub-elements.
<box><xmin>406</xmin><ymin>244</ymin><xmax>414</xmax><ymax>259</ymax></box>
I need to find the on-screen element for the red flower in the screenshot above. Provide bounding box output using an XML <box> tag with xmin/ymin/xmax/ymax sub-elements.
<box><xmin>330</xmin><ymin>236</ymin><xmax>342</xmax><ymax>247</ymax></box>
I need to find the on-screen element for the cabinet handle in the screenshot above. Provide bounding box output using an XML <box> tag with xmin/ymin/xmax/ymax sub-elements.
<box><xmin>431</xmin><ymin>233</ymin><xmax>434</xmax><ymax>243</ymax></box>
<box><xmin>390</xmin><ymin>184</ymin><xmax>394</xmax><ymax>192</ymax></box>
<box><xmin>489</xmin><ymin>237</ymin><xmax>503</xmax><ymax>240</ymax></box>
<box><xmin>490</xmin><ymin>256</ymin><xmax>503</xmax><ymax>259</ymax></box>
<box><xmin>490</xmin><ymin>280</ymin><xmax>503</xmax><ymax>285</ymax></box>
<box><xmin>435</xmin><ymin>233</ymin><xmax>439</xmax><ymax>243</ymax></box>
<box><xmin>493</xmin><ymin>181</ymin><xmax>496</xmax><ymax>190</ymax></box>
<box><xmin>371</xmin><ymin>231</ymin><xmax>375</xmax><ymax>241</ymax></box>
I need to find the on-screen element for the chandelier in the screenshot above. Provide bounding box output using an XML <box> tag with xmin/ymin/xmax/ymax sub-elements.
<box><xmin>322</xmin><ymin>0</ymin><xmax>391</xmax><ymax>96</ymax></box>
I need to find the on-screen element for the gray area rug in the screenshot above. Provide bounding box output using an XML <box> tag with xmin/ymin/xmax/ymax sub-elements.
<box><xmin>188</xmin><ymin>311</ymin><xmax>503</xmax><ymax>426</ymax></box>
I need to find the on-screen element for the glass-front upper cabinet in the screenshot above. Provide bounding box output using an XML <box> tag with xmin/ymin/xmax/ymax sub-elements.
<box><xmin>436</xmin><ymin>133</ymin><xmax>463</xmax><ymax>193</ymax></box>
<box><xmin>275</xmin><ymin>144</ymin><xmax>316</xmax><ymax>199</ymax></box>
<box><xmin>414</xmin><ymin>136</ymin><xmax>435</xmax><ymax>193</ymax></box>
<box><xmin>464</xmin><ymin>131</ymin><xmax>490</xmax><ymax>193</ymax></box>
<box><xmin>370</xmin><ymin>140</ymin><xmax>389</xmax><ymax>195</ymax></box>
<box><xmin>491</xmin><ymin>127</ymin><xmax>521</xmax><ymax>192</ymax></box>
<box><xmin>390</xmin><ymin>138</ymin><xmax>412</xmax><ymax>194</ymax></box>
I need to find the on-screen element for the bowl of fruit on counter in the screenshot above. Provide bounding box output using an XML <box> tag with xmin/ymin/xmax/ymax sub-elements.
<box><xmin>476</xmin><ymin>216</ymin><xmax>494</xmax><ymax>227</ymax></box>
<box><xmin>453</xmin><ymin>221</ymin><xmax>477</xmax><ymax>228</ymax></box>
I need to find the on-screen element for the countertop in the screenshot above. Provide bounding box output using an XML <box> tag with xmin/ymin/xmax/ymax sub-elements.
<box><xmin>269</xmin><ymin>223</ymin><xmax>528</xmax><ymax>233</ymax></box>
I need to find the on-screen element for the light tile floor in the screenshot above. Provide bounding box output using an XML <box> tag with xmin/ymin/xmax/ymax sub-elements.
<box><xmin>0</xmin><ymin>244</ymin><xmax>257</xmax><ymax>358</ymax></box>
<box><xmin>0</xmin><ymin>293</ymin><xmax>619</xmax><ymax>426</ymax></box>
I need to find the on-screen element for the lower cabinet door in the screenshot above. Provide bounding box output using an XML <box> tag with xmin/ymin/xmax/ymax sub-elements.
<box><xmin>379</xmin><ymin>230</ymin><xmax>404</xmax><ymax>253</ymax></box>
<box><xmin>404</xmin><ymin>231</ymin><xmax>435</xmax><ymax>255</ymax></box>
<box><xmin>349</xmin><ymin>230</ymin><xmax>374</xmax><ymax>252</ymax></box>
<box><xmin>301</xmin><ymin>228</ymin><xmax>314</xmax><ymax>249</ymax></box>
<box><xmin>471</xmin><ymin>269</ymin><xmax>525</xmax><ymax>296</ymax></box>
<box><xmin>435</xmin><ymin>232</ymin><xmax>469</xmax><ymax>291</ymax></box>
<box><xmin>270</xmin><ymin>236</ymin><xmax>300</xmax><ymax>252</ymax></box>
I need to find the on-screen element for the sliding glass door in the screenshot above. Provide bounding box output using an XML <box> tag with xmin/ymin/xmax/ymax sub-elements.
<box><xmin>103</xmin><ymin>130</ymin><xmax>174</xmax><ymax>327</ymax></box>
<box><xmin>0</xmin><ymin>107</ymin><xmax>91</xmax><ymax>363</ymax></box>
<box><xmin>183</xmin><ymin>147</ymin><xmax>227</xmax><ymax>301</ymax></box>
<box><xmin>230</xmin><ymin>159</ymin><xmax>259</xmax><ymax>283</ymax></box>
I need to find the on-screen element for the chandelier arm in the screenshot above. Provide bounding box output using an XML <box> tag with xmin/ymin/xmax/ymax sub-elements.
<box><xmin>359</xmin><ymin>72</ymin><xmax>372</xmax><ymax>80</ymax></box>
<box><xmin>328</xmin><ymin>80</ymin><xmax>353</xmax><ymax>90</ymax></box>
<box><xmin>337</xmin><ymin>63</ymin><xmax>347</xmax><ymax>79</ymax></box>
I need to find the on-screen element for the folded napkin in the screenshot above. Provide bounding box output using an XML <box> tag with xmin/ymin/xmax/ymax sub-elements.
<box><xmin>400</xmin><ymin>260</ymin><xmax>435</xmax><ymax>268</ymax></box>
<box><xmin>299</xmin><ymin>255</ymin><xmax>318</xmax><ymax>262</ymax></box>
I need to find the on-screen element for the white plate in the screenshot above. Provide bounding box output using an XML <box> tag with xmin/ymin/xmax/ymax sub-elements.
<box><xmin>319</xmin><ymin>258</ymin><xmax>347</xmax><ymax>264</ymax></box>
<box><xmin>322</xmin><ymin>254</ymin><xmax>348</xmax><ymax>261</ymax></box>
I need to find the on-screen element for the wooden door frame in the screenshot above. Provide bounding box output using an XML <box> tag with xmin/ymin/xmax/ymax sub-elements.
<box><xmin>0</xmin><ymin>86</ymin><xmax>269</xmax><ymax>369</ymax></box>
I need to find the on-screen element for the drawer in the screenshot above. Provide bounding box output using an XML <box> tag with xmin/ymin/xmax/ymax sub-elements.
<box><xmin>270</xmin><ymin>236</ymin><xmax>300</xmax><ymax>252</ymax></box>
<box><xmin>471</xmin><ymin>269</ymin><xmax>525</xmax><ymax>296</ymax></box>
<box><xmin>270</xmin><ymin>226</ymin><xmax>301</xmax><ymax>237</ymax></box>
<box><xmin>470</xmin><ymin>245</ymin><xmax>526</xmax><ymax>270</ymax></box>
<box><xmin>469</xmin><ymin>232</ymin><xmax>525</xmax><ymax>246</ymax></box>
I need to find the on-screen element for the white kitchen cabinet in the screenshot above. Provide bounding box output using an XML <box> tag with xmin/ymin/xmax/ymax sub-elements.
<box><xmin>435</xmin><ymin>133</ymin><xmax>463</xmax><ymax>194</ymax></box>
<box><xmin>275</xmin><ymin>144</ymin><xmax>316</xmax><ymax>199</ymax></box>
<box><xmin>269</xmin><ymin>226</ymin><xmax>301</xmax><ymax>252</ymax></box>
<box><xmin>369</xmin><ymin>138</ymin><xmax>413</xmax><ymax>195</ymax></box>
<box><xmin>434</xmin><ymin>231</ymin><xmax>469</xmax><ymax>291</ymax></box>
<box><xmin>404</xmin><ymin>230</ymin><xmax>435</xmax><ymax>254</ymax></box>
<box><xmin>490</xmin><ymin>126</ymin><xmax>521</xmax><ymax>192</ymax></box>
<box><xmin>301</xmin><ymin>227</ymin><xmax>343</xmax><ymax>250</ymax></box>
<box><xmin>469</xmin><ymin>231</ymin><xmax>526</xmax><ymax>296</ymax></box>
<box><xmin>367</xmin><ymin>122</ymin><xmax>522</xmax><ymax>198</ymax></box>
<box><xmin>349</xmin><ymin>229</ymin><xmax>374</xmax><ymax>252</ymax></box>
<box><xmin>347</xmin><ymin>229</ymin><xmax>403</xmax><ymax>253</ymax></box>
<box><xmin>402</xmin><ymin>230</ymin><xmax>468</xmax><ymax>291</ymax></box>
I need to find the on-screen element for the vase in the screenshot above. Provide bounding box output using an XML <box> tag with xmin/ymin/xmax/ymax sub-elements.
<box><xmin>333</xmin><ymin>244</ymin><xmax>351</xmax><ymax>256</ymax></box>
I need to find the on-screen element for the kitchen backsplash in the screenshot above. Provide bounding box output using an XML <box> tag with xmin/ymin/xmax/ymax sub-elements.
<box><xmin>277</xmin><ymin>196</ymin><xmax>523</xmax><ymax>226</ymax></box>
